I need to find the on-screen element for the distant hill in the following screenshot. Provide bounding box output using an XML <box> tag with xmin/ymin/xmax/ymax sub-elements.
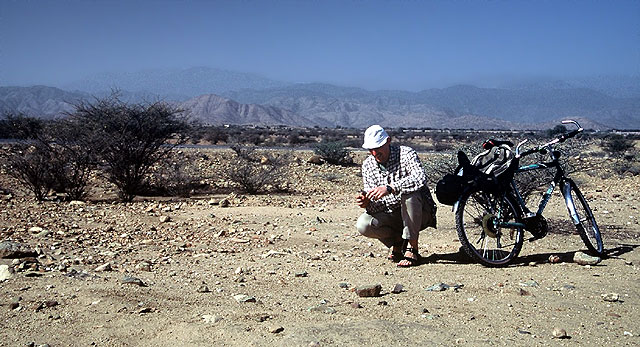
<box><xmin>180</xmin><ymin>94</ymin><xmax>326</xmax><ymax>127</ymax></box>
<box><xmin>2</xmin><ymin>71</ymin><xmax>639</xmax><ymax>130</ymax></box>
<box><xmin>62</xmin><ymin>67</ymin><xmax>290</xmax><ymax>100</ymax></box>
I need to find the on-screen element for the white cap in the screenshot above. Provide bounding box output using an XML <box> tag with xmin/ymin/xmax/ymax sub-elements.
<box><xmin>362</xmin><ymin>125</ymin><xmax>389</xmax><ymax>149</ymax></box>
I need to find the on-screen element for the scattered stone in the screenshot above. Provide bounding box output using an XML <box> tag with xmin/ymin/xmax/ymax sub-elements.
<box><xmin>121</xmin><ymin>276</ymin><xmax>147</xmax><ymax>287</ymax></box>
<box><xmin>294</xmin><ymin>271</ymin><xmax>308</xmax><ymax>278</ymax></box>
<box><xmin>552</xmin><ymin>327</ymin><xmax>569</xmax><ymax>339</ymax></box>
<box><xmin>35</xmin><ymin>300</ymin><xmax>58</xmax><ymax>312</ymax></box>
<box><xmin>338</xmin><ymin>282</ymin><xmax>349</xmax><ymax>289</ymax></box>
<box><xmin>307</xmin><ymin>155</ymin><xmax>324</xmax><ymax>165</ymax></box>
<box><xmin>548</xmin><ymin>255</ymin><xmax>561</xmax><ymax>263</ymax></box>
<box><xmin>233</xmin><ymin>294</ymin><xmax>256</xmax><ymax>303</ymax></box>
<box><xmin>197</xmin><ymin>285</ymin><xmax>210</xmax><ymax>293</ymax></box>
<box><xmin>136</xmin><ymin>262</ymin><xmax>152</xmax><ymax>272</ymax></box>
<box><xmin>28</xmin><ymin>226</ymin><xmax>44</xmax><ymax>234</ymax></box>
<box><xmin>94</xmin><ymin>263</ymin><xmax>112</xmax><ymax>272</ymax></box>
<box><xmin>391</xmin><ymin>283</ymin><xmax>404</xmax><ymax>294</ymax></box>
<box><xmin>350</xmin><ymin>302</ymin><xmax>362</xmax><ymax>308</ymax></box>
<box><xmin>307</xmin><ymin>304</ymin><xmax>336</xmax><ymax>314</ymax></box>
<box><xmin>269</xmin><ymin>326</ymin><xmax>284</xmax><ymax>334</ymax></box>
<box><xmin>518</xmin><ymin>288</ymin><xmax>532</xmax><ymax>296</ymax></box>
<box><xmin>8</xmin><ymin>297</ymin><xmax>20</xmax><ymax>310</ymax></box>
<box><xmin>0</xmin><ymin>264</ymin><xmax>12</xmax><ymax>281</ymax></box>
<box><xmin>606</xmin><ymin>312</ymin><xmax>621</xmax><ymax>318</ymax></box>
<box><xmin>202</xmin><ymin>314</ymin><xmax>223</xmax><ymax>323</ymax></box>
<box><xmin>262</xmin><ymin>250</ymin><xmax>288</xmax><ymax>258</ymax></box>
<box><xmin>624</xmin><ymin>331</ymin><xmax>633</xmax><ymax>337</ymax></box>
<box><xmin>425</xmin><ymin>283</ymin><xmax>463</xmax><ymax>292</ymax></box>
<box><xmin>219</xmin><ymin>198</ymin><xmax>230</xmax><ymax>208</ymax></box>
<box><xmin>602</xmin><ymin>293</ymin><xmax>620</xmax><ymax>302</ymax></box>
<box><xmin>377</xmin><ymin>300</ymin><xmax>388</xmax><ymax>306</ymax></box>
<box><xmin>519</xmin><ymin>280</ymin><xmax>539</xmax><ymax>287</ymax></box>
<box><xmin>355</xmin><ymin>284</ymin><xmax>382</xmax><ymax>297</ymax></box>
<box><xmin>573</xmin><ymin>251</ymin><xmax>601</xmax><ymax>266</ymax></box>
<box><xmin>0</xmin><ymin>240</ymin><xmax>37</xmax><ymax>259</ymax></box>
<box><xmin>159</xmin><ymin>215</ymin><xmax>171</xmax><ymax>223</ymax></box>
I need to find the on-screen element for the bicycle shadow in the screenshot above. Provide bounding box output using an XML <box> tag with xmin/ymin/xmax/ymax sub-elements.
<box><xmin>422</xmin><ymin>244</ymin><xmax>639</xmax><ymax>267</ymax></box>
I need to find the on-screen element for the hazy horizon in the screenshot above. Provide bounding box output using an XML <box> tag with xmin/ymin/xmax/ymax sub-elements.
<box><xmin>2</xmin><ymin>0</ymin><xmax>639</xmax><ymax>91</ymax></box>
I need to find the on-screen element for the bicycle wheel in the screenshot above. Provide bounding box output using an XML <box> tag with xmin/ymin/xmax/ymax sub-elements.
<box><xmin>565</xmin><ymin>179</ymin><xmax>604</xmax><ymax>256</ymax></box>
<box><xmin>455</xmin><ymin>189</ymin><xmax>524</xmax><ymax>266</ymax></box>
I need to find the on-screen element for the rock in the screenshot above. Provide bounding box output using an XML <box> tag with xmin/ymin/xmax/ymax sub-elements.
<box><xmin>350</xmin><ymin>302</ymin><xmax>362</xmax><ymax>308</ymax></box>
<box><xmin>338</xmin><ymin>282</ymin><xmax>349</xmax><ymax>289</ymax></box>
<box><xmin>8</xmin><ymin>298</ymin><xmax>20</xmax><ymax>310</ymax></box>
<box><xmin>552</xmin><ymin>327</ymin><xmax>568</xmax><ymax>339</ymax></box>
<box><xmin>294</xmin><ymin>271</ymin><xmax>308</xmax><ymax>277</ymax></box>
<box><xmin>233</xmin><ymin>294</ymin><xmax>256</xmax><ymax>303</ymax></box>
<box><xmin>0</xmin><ymin>264</ymin><xmax>12</xmax><ymax>281</ymax></box>
<box><xmin>519</xmin><ymin>280</ymin><xmax>539</xmax><ymax>287</ymax></box>
<box><xmin>197</xmin><ymin>285</ymin><xmax>210</xmax><ymax>293</ymax></box>
<box><xmin>159</xmin><ymin>215</ymin><xmax>171</xmax><ymax>223</ymax></box>
<box><xmin>260</xmin><ymin>156</ymin><xmax>270</xmax><ymax>165</ymax></box>
<box><xmin>35</xmin><ymin>300</ymin><xmax>58</xmax><ymax>312</ymax></box>
<box><xmin>136</xmin><ymin>262</ymin><xmax>152</xmax><ymax>272</ymax></box>
<box><xmin>202</xmin><ymin>314</ymin><xmax>223</xmax><ymax>323</ymax></box>
<box><xmin>548</xmin><ymin>255</ymin><xmax>561</xmax><ymax>263</ymax></box>
<box><xmin>121</xmin><ymin>276</ymin><xmax>147</xmax><ymax>287</ymax></box>
<box><xmin>219</xmin><ymin>198</ymin><xmax>230</xmax><ymax>208</ymax></box>
<box><xmin>573</xmin><ymin>251</ymin><xmax>601</xmax><ymax>265</ymax></box>
<box><xmin>602</xmin><ymin>293</ymin><xmax>620</xmax><ymax>302</ymax></box>
<box><xmin>269</xmin><ymin>326</ymin><xmax>284</xmax><ymax>334</ymax></box>
<box><xmin>307</xmin><ymin>304</ymin><xmax>336</xmax><ymax>314</ymax></box>
<box><xmin>0</xmin><ymin>240</ymin><xmax>37</xmax><ymax>259</ymax></box>
<box><xmin>391</xmin><ymin>283</ymin><xmax>404</xmax><ymax>294</ymax></box>
<box><xmin>94</xmin><ymin>263</ymin><xmax>112</xmax><ymax>272</ymax></box>
<box><xmin>425</xmin><ymin>283</ymin><xmax>463</xmax><ymax>292</ymax></box>
<box><xmin>307</xmin><ymin>155</ymin><xmax>324</xmax><ymax>165</ymax></box>
<box><xmin>355</xmin><ymin>284</ymin><xmax>382</xmax><ymax>297</ymax></box>
<box><xmin>28</xmin><ymin>226</ymin><xmax>44</xmax><ymax>234</ymax></box>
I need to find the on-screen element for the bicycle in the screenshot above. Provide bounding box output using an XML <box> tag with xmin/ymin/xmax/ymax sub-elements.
<box><xmin>453</xmin><ymin>120</ymin><xmax>604</xmax><ymax>267</ymax></box>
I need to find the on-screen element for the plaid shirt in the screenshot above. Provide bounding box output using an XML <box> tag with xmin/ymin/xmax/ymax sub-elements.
<box><xmin>362</xmin><ymin>144</ymin><xmax>429</xmax><ymax>214</ymax></box>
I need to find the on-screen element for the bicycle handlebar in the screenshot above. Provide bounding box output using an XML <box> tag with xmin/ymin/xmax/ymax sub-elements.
<box><xmin>515</xmin><ymin>119</ymin><xmax>583</xmax><ymax>158</ymax></box>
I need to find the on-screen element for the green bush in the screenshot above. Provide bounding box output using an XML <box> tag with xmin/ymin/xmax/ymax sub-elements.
<box><xmin>313</xmin><ymin>141</ymin><xmax>352</xmax><ymax>165</ymax></box>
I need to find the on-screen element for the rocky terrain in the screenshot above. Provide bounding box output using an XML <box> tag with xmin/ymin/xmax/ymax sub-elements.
<box><xmin>1</xmin><ymin>148</ymin><xmax>639</xmax><ymax>346</ymax></box>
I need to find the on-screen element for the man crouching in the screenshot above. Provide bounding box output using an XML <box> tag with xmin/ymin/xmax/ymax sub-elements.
<box><xmin>356</xmin><ymin>125</ymin><xmax>436</xmax><ymax>267</ymax></box>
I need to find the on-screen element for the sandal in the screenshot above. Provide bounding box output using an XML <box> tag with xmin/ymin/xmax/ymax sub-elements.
<box><xmin>387</xmin><ymin>251</ymin><xmax>403</xmax><ymax>262</ymax></box>
<box><xmin>397</xmin><ymin>247</ymin><xmax>420</xmax><ymax>267</ymax></box>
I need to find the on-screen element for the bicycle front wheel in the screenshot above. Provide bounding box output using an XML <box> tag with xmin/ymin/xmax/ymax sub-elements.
<box><xmin>455</xmin><ymin>189</ymin><xmax>524</xmax><ymax>267</ymax></box>
<box><xmin>565</xmin><ymin>179</ymin><xmax>604</xmax><ymax>256</ymax></box>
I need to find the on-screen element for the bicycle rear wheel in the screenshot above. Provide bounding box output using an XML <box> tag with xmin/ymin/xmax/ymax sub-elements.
<box><xmin>565</xmin><ymin>179</ymin><xmax>604</xmax><ymax>256</ymax></box>
<box><xmin>455</xmin><ymin>189</ymin><xmax>524</xmax><ymax>266</ymax></box>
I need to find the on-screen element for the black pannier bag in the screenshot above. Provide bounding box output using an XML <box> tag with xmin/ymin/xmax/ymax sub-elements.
<box><xmin>435</xmin><ymin>142</ymin><xmax>514</xmax><ymax>205</ymax></box>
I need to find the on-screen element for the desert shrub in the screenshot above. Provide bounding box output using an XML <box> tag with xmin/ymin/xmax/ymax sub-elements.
<box><xmin>5</xmin><ymin>145</ymin><xmax>55</xmax><ymax>200</ymax></box>
<box><xmin>144</xmin><ymin>153</ymin><xmax>207</xmax><ymax>197</ymax></box>
<box><xmin>313</xmin><ymin>141</ymin><xmax>351</xmax><ymax>165</ymax></box>
<box><xmin>602</xmin><ymin>134</ymin><xmax>636</xmax><ymax>158</ymax></box>
<box><xmin>225</xmin><ymin>146</ymin><xmax>291</xmax><ymax>194</ymax></box>
<box><xmin>69</xmin><ymin>94</ymin><xmax>191</xmax><ymax>202</ymax></box>
<box><xmin>0</xmin><ymin>113</ymin><xmax>44</xmax><ymax>139</ymax></box>
<box><xmin>3</xmin><ymin>117</ymin><xmax>96</xmax><ymax>201</ymax></box>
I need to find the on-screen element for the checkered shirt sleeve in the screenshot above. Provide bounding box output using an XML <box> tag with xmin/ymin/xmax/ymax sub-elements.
<box><xmin>361</xmin><ymin>145</ymin><xmax>428</xmax><ymax>214</ymax></box>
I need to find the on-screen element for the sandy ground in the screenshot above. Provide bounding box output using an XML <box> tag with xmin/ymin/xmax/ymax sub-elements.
<box><xmin>1</xmin><ymin>149</ymin><xmax>639</xmax><ymax>346</ymax></box>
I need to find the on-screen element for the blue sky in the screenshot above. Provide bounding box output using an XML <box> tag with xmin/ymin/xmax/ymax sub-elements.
<box><xmin>1</xmin><ymin>0</ymin><xmax>639</xmax><ymax>90</ymax></box>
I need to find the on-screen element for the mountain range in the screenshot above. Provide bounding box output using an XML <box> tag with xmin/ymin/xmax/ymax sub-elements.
<box><xmin>2</xmin><ymin>67</ymin><xmax>639</xmax><ymax>130</ymax></box>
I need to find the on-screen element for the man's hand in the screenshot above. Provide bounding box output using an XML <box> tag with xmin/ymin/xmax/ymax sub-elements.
<box><xmin>366</xmin><ymin>185</ymin><xmax>391</xmax><ymax>201</ymax></box>
<box><xmin>356</xmin><ymin>191</ymin><xmax>370</xmax><ymax>208</ymax></box>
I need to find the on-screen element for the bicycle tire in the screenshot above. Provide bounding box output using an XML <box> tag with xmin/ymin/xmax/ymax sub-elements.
<box><xmin>455</xmin><ymin>189</ymin><xmax>524</xmax><ymax>266</ymax></box>
<box><xmin>565</xmin><ymin>179</ymin><xmax>604</xmax><ymax>256</ymax></box>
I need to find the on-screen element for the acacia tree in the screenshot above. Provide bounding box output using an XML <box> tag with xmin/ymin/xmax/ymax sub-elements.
<box><xmin>70</xmin><ymin>94</ymin><xmax>190</xmax><ymax>202</ymax></box>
